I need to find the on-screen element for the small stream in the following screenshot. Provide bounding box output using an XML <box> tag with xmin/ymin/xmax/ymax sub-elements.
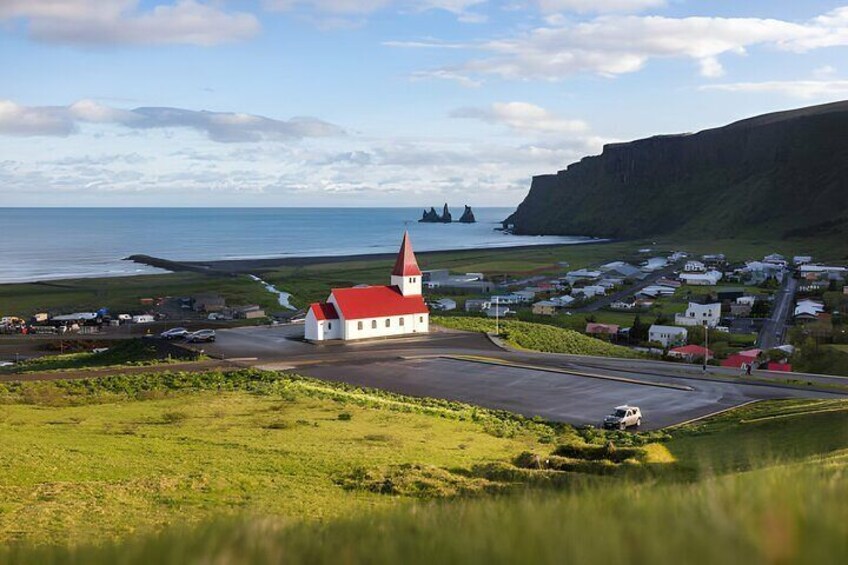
<box><xmin>250</xmin><ymin>275</ymin><xmax>296</xmax><ymax>311</ymax></box>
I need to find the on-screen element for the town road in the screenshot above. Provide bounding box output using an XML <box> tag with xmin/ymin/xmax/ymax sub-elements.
<box><xmin>757</xmin><ymin>276</ymin><xmax>798</xmax><ymax>349</ymax></box>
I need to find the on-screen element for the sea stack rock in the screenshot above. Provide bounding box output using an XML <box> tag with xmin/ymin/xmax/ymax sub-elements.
<box><xmin>459</xmin><ymin>205</ymin><xmax>476</xmax><ymax>223</ymax></box>
<box><xmin>441</xmin><ymin>203</ymin><xmax>452</xmax><ymax>223</ymax></box>
<box><xmin>420</xmin><ymin>207</ymin><xmax>440</xmax><ymax>222</ymax></box>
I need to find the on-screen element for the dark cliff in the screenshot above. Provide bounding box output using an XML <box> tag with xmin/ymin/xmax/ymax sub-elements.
<box><xmin>504</xmin><ymin>100</ymin><xmax>848</xmax><ymax>239</ymax></box>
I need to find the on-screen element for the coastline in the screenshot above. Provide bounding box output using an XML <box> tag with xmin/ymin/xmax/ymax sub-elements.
<box><xmin>125</xmin><ymin>239</ymin><xmax>609</xmax><ymax>277</ymax></box>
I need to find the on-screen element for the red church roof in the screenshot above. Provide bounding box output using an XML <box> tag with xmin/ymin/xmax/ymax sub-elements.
<box><xmin>309</xmin><ymin>302</ymin><xmax>339</xmax><ymax>321</ymax></box>
<box><xmin>331</xmin><ymin>285</ymin><xmax>428</xmax><ymax>319</ymax></box>
<box><xmin>391</xmin><ymin>231</ymin><xmax>422</xmax><ymax>277</ymax></box>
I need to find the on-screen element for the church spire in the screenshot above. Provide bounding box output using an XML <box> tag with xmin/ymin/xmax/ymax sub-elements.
<box><xmin>391</xmin><ymin>231</ymin><xmax>422</xmax><ymax>277</ymax></box>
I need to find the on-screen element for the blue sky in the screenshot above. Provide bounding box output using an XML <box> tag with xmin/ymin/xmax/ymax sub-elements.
<box><xmin>2</xmin><ymin>0</ymin><xmax>848</xmax><ymax>207</ymax></box>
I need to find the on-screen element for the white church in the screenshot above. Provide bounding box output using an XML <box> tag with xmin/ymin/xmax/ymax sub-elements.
<box><xmin>304</xmin><ymin>232</ymin><xmax>430</xmax><ymax>341</ymax></box>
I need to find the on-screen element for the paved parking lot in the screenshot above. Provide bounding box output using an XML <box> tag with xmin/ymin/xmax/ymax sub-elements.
<box><xmin>302</xmin><ymin>357</ymin><xmax>841</xmax><ymax>429</ymax></box>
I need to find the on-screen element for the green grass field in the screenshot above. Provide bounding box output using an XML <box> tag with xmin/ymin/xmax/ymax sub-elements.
<box><xmin>1</xmin><ymin>374</ymin><xmax>845</xmax><ymax>563</ymax></box>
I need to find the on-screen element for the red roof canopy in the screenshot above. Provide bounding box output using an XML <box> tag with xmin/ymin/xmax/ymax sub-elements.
<box><xmin>670</xmin><ymin>345</ymin><xmax>714</xmax><ymax>356</ymax></box>
<box><xmin>331</xmin><ymin>285</ymin><xmax>428</xmax><ymax>319</ymax></box>
<box><xmin>309</xmin><ymin>302</ymin><xmax>339</xmax><ymax>321</ymax></box>
<box><xmin>391</xmin><ymin>231</ymin><xmax>422</xmax><ymax>277</ymax></box>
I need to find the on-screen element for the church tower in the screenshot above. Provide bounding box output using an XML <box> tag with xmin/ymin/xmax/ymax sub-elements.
<box><xmin>390</xmin><ymin>231</ymin><xmax>422</xmax><ymax>296</ymax></box>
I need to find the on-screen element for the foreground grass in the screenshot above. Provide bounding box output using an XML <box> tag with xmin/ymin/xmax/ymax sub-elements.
<box><xmin>8</xmin><ymin>457</ymin><xmax>848</xmax><ymax>564</ymax></box>
<box><xmin>434</xmin><ymin>316</ymin><xmax>637</xmax><ymax>358</ymax></box>
<box><xmin>0</xmin><ymin>370</ymin><xmax>560</xmax><ymax>546</ymax></box>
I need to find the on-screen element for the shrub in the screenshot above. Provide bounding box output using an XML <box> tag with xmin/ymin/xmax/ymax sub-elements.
<box><xmin>338</xmin><ymin>412</ymin><xmax>353</xmax><ymax>421</ymax></box>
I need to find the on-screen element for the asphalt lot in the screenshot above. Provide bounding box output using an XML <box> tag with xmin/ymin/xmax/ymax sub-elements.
<box><xmin>301</xmin><ymin>357</ymin><xmax>841</xmax><ymax>430</ymax></box>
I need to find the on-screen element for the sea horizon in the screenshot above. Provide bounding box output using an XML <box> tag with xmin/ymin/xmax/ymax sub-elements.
<box><xmin>0</xmin><ymin>207</ymin><xmax>595</xmax><ymax>284</ymax></box>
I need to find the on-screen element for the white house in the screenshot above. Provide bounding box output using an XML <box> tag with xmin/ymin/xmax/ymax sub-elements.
<box><xmin>674</xmin><ymin>302</ymin><xmax>722</xmax><ymax>328</ymax></box>
<box><xmin>305</xmin><ymin>232</ymin><xmax>429</xmax><ymax>341</ymax></box>
<box><xmin>566</xmin><ymin>268</ymin><xmax>602</xmax><ymax>280</ymax></box>
<box><xmin>684</xmin><ymin>260</ymin><xmax>706</xmax><ymax>272</ymax></box>
<box><xmin>551</xmin><ymin>295</ymin><xmax>576</xmax><ymax>307</ymax></box>
<box><xmin>434</xmin><ymin>298</ymin><xmax>457</xmax><ymax>311</ymax></box>
<box><xmin>573</xmin><ymin>285</ymin><xmax>606</xmax><ymax>298</ymax></box>
<box><xmin>649</xmin><ymin>325</ymin><xmax>688</xmax><ymax>347</ymax></box>
<box><xmin>793</xmin><ymin>256</ymin><xmax>813</xmax><ymax>266</ymax></box>
<box><xmin>637</xmin><ymin>285</ymin><xmax>676</xmax><ymax>298</ymax></box>
<box><xmin>642</xmin><ymin>257</ymin><xmax>668</xmax><ymax>272</ymax></box>
<box><xmin>680</xmin><ymin>271</ymin><xmax>723</xmax><ymax>286</ymax></box>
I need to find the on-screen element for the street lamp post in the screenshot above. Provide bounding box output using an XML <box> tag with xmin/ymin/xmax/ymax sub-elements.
<box><xmin>703</xmin><ymin>321</ymin><xmax>709</xmax><ymax>372</ymax></box>
<box><xmin>494</xmin><ymin>296</ymin><xmax>500</xmax><ymax>336</ymax></box>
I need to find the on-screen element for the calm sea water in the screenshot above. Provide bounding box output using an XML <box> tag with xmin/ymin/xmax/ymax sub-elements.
<box><xmin>0</xmin><ymin>208</ymin><xmax>592</xmax><ymax>284</ymax></box>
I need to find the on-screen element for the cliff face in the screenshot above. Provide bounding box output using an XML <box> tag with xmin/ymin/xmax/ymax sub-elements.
<box><xmin>505</xmin><ymin>101</ymin><xmax>848</xmax><ymax>239</ymax></box>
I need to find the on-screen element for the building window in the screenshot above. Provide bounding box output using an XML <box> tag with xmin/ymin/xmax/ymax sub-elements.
<box><xmin>419</xmin><ymin>316</ymin><xmax>424</xmax><ymax>323</ymax></box>
<box><xmin>385</xmin><ymin>319</ymin><xmax>391</xmax><ymax>328</ymax></box>
<box><xmin>358</xmin><ymin>321</ymin><xmax>363</xmax><ymax>330</ymax></box>
<box><xmin>399</xmin><ymin>318</ymin><xmax>405</xmax><ymax>326</ymax></box>
<box><xmin>327</xmin><ymin>322</ymin><xmax>332</xmax><ymax>330</ymax></box>
<box><xmin>371</xmin><ymin>320</ymin><xmax>377</xmax><ymax>329</ymax></box>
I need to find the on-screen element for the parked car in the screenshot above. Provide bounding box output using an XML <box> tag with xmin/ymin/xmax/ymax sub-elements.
<box><xmin>0</xmin><ymin>361</ymin><xmax>14</xmax><ymax>368</ymax></box>
<box><xmin>185</xmin><ymin>329</ymin><xmax>216</xmax><ymax>343</ymax></box>
<box><xmin>603</xmin><ymin>405</ymin><xmax>642</xmax><ymax>430</ymax></box>
<box><xmin>159</xmin><ymin>327</ymin><xmax>189</xmax><ymax>340</ymax></box>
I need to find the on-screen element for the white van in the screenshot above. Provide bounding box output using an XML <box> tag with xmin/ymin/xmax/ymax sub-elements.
<box><xmin>132</xmin><ymin>315</ymin><xmax>155</xmax><ymax>324</ymax></box>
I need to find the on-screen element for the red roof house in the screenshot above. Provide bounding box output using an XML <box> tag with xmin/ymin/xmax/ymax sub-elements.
<box><xmin>721</xmin><ymin>349</ymin><xmax>763</xmax><ymax>368</ymax></box>
<box><xmin>585</xmin><ymin>323</ymin><xmax>620</xmax><ymax>335</ymax></box>
<box><xmin>668</xmin><ymin>345</ymin><xmax>714</xmax><ymax>361</ymax></box>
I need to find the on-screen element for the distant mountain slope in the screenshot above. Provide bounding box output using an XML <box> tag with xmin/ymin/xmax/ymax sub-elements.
<box><xmin>504</xmin><ymin>100</ymin><xmax>848</xmax><ymax>239</ymax></box>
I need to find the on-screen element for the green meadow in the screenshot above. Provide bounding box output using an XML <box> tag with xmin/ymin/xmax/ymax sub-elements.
<box><xmin>0</xmin><ymin>368</ymin><xmax>846</xmax><ymax>563</ymax></box>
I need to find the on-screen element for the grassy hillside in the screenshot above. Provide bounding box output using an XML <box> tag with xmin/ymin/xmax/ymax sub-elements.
<box><xmin>5</xmin><ymin>397</ymin><xmax>848</xmax><ymax>564</ymax></box>
<box><xmin>0</xmin><ymin>369</ymin><xmax>561</xmax><ymax>546</ymax></box>
<box><xmin>434</xmin><ymin>317</ymin><xmax>638</xmax><ymax>358</ymax></box>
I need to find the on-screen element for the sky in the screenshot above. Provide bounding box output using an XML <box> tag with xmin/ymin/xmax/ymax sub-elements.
<box><xmin>2</xmin><ymin>1</ymin><xmax>848</xmax><ymax>207</ymax></box>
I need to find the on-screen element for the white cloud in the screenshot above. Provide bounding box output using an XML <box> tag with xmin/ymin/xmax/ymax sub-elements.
<box><xmin>451</xmin><ymin>101</ymin><xmax>589</xmax><ymax>134</ymax></box>
<box><xmin>0</xmin><ymin>100</ymin><xmax>344</xmax><ymax>142</ymax></box>
<box><xmin>400</xmin><ymin>8</ymin><xmax>848</xmax><ymax>83</ymax></box>
<box><xmin>813</xmin><ymin>64</ymin><xmax>837</xmax><ymax>78</ymax></box>
<box><xmin>0</xmin><ymin>0</ymin><xmax>260</xmax><ymax>46</ymax></box>
<box><xmin>533</xmin><ymin>0</ymin><xmax>665</xmax><ymax>14</ymax></box>
<box><xmin>700</xmin><ymin>80</ymin><xmax>848</xmax><ymax>99</ymax></box>
<box><xmin>264</xmin><ymin>0</ymin><xmax>483</xmax><ymax>15</ymax></box>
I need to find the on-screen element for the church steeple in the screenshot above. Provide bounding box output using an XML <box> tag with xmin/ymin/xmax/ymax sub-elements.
<box><xmin>391</xmin><ymin>231</ymin><xmax>422</xmax><ymax>296</ymax></box>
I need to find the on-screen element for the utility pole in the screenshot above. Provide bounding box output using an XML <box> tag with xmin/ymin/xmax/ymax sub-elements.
<box><xmin>494</xmin><ymin>296</ymin><xmax>500</xmax><ymax>336</ymax></box>
<box><xmin>702</xmin><ymin>320</ymin><xmax>709</xmax><ymax>372</ymax></box>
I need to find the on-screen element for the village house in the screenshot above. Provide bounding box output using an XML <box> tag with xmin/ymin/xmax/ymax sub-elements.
<box><xmin>464</xmin><ymin>298</ymin><xmax>491</xmax><ymax>313</ymax></box>
<box><xmin>235</xmin><ymin>305</ymin><xmax>265</xmax><ymax>320</ymax></box>
<box><xmin>668</xmin><ymin>345</ymin><xmax>713</xmax><ymax>362</ymax></box>
<box><xmin>532</xmin><ymin>300</ymin><xmax>558</xmax><ymax>316</ymax></box>
<box><xmin>793</xmin><ymin>255</ymin><xmax>813</xmax><ymax>266</ymax></box>
<box><xmin>305</xmin><ymin>232</ymin><xmax>429</xmax><ymax>341</ymax></box>
<box><xmin>585</xmin><ymin>323</ymin><xmax>620</xmax><ymax>337</ymax></box>
<box><xmin>684</xmin><ymin>260</ymin><xmax>706</xmax><ymax>272</ymax></box>
<box><xmin>680</xmin><ymin>271</ymin><xmax>722</xmax><ymax>286</ymax></box>
<box><xmin>641</xmin><ymin>257</ymin><xmax>668</xmax><ymax>272</ymax></box>
<box><xmin>648</xmin><ymin>325</ymin><xmax>688</xmax><ymax>347</ymax></box>
<box><xmin>433</xmin><ymin>298</ymin><xmax>457</xmax><ymax>312</ymax></box>
<box><xmin>675</xmin><ymin>302</ymin><xmax>722</xmax><ymax>327</ymax></box>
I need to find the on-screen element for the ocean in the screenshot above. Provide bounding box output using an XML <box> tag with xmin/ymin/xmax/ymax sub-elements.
<box><xmin>0</xmin><ymin>208</ymin><xmax>593</xmax><ymax>284</ymax></box>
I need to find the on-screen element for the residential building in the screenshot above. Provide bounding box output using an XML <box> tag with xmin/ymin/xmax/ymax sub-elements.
<box><xmin>235</xmin><ymin>305</ymin><xmax>266</xmax><ymax>320</ymax></box>
<box><xmin>532</xmin><ymin>301</ymin><xmax>558</xmax><ymax>316</ymax></box>
<box><xmin>680</xmin><ymin>271</ymin><xmax>722</xmax><ymax>286</ymax></box>
<box><xmin>585</xmin><ymin>323</ymin><xmax>620</xmax><ymax>336</ymax></box>
<box><xmin>675</xmin><ymin>302</ymin><xmax>722</xmax><ymax>327</ymax></box>
<box><xmin>434</xmin><ymin>298</ymin><xmax>457</xmax><ymax>312</ymax></box>
<box><xmin>566</xmin><ymin>268</ymin><xmax>602</xmax><ymax>280</ymax></box>
<box><xmin>550</xmin><ymin>295</ymin><xmax>576</xmax><ymax>307</ymax></box>
<box><xmin>668</xmin><ymin>345</ymin><xmax>713</xmax><ymax>362</ymax></box>
<box><xmin>648</xmin><ymin>325</ymin><xmax>688</xmax><ymax>347</ymax></box>
<box><xmin>721</xmin><ymin>349</ymin><xmax>762</xmax><ymax>369</ymax></box>
<box><xmin>485</xmin><ymin>305</ymin><xmax>513</xmax><ymax>318</ymax></box>
<box><xmin>464</xmin><ymin>299</ymin><xmax>491</xmax><ymax>313</ymax></box>
<box><xmin>793</xmin><ymin>255</ymin><xmax>813</xmax><ymax>266</ymax></box>
<box><xmin>641</xmin><ymin>257</ymin><xmax>668</xmax><ymax>272</ymax></box>
<box><xmin>193</xmin><ymin>294</ymin><xmax>226</xmax><ymax>313</ymax></box>
<box><xmin>684</xmin><ymin>260</ymin><xmax>706</xmax><ymax>272</ymax></box>
<box><xmin>305</xmin><ymin>232</ymin><xmax>429</xmax><ymax>341</ymax></box>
